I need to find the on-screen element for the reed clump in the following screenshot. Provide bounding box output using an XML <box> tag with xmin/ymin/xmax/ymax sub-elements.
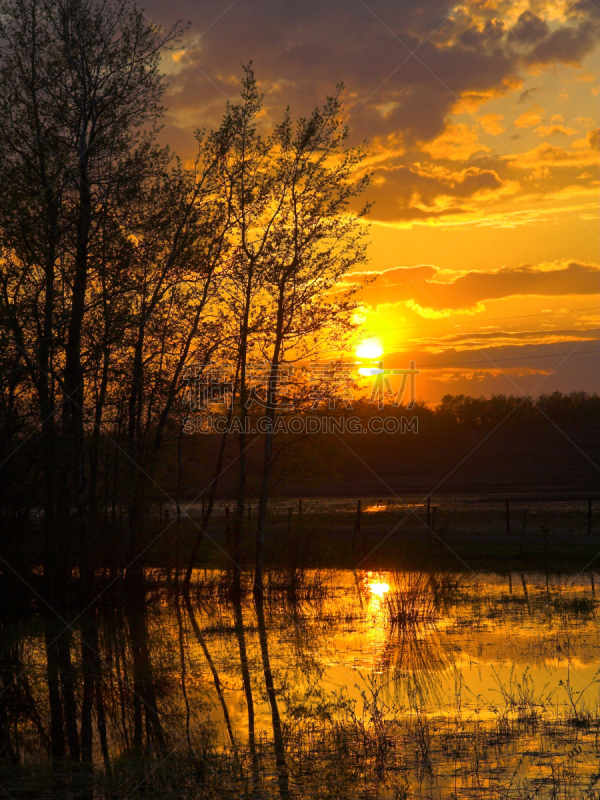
<box><xmin>383</xmin><ymin>571</ymin><xmax>466</xmax><ymax>627</ymax></box>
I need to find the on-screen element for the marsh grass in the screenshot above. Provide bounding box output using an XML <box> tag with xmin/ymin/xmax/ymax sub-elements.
<box><xmin>384</xmin><ymin>573</ymin><xmax>439</xmax><ymax>627</ymax></box>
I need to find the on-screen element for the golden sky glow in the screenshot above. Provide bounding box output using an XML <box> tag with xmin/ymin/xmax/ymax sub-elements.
<box><xmin>145</xmin><ymin>0</ymin><xmax>599</xmax><ymax>400</ymax></box>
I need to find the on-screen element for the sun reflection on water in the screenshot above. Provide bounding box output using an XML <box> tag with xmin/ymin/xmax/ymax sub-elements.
<box><xmin>368</xmin><ymin>579</ymin><xmax>390</xmax><ymax>598</ymax></box>
<box><xmin>365</xmin><ymin>572</ymin><xmax>391</xmax><ymax>623</ymax></box>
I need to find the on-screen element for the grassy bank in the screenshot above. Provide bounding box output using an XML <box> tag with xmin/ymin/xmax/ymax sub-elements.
<box><xmin>148</xmin><ymin>499</ymin><xmax>600</xmax><ymax>575</ymax></box>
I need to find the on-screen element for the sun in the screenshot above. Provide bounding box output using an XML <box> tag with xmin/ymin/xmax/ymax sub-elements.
<box><xmin>356</xmin><ymin>338</ymin><xmax>383</xmax><ymax>359</ymax></box>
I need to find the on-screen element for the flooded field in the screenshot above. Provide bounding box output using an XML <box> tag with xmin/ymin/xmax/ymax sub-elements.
<box><xmin>1</xmin><ymin>569</ymin><xmax>599</xmax><ymax>799</ymax></box>
<box><xmin>165</xmin><ymin>494</ymin><xmax>598</xmax><ymax>517</ymax></box>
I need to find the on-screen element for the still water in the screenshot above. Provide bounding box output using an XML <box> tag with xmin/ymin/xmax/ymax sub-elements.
<box><xmin>1</xmin><ymin>570</ymin><xmax>598</xmax><ymax>798</ymax></box>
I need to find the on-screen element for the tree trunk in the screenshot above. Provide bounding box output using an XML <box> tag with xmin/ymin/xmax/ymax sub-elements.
<box><xmin>254</xmin><ymin>300</ymin><xmax>285</xmax><ymax>597</ymax></box>
<box><xmin>255</xmin><ymin>592</ymin><xmax>290</xmax><ymax>799</ymax></box>
<box><xmin>233</xmin><ymin>594</ymin><xmax>259</xmax><ymax>791</ymax></box>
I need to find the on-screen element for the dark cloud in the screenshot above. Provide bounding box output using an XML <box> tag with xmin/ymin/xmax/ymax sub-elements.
<box><xmin>141</xmin><ymin>0</ymin><xmax>600</xmax><ymax>223</ymax></box>
<box><xmin>588</xmin><ymin>129</ymin><xmax>600</xmax><ymax>150</ymax></box>
<box><xmin>424</xmin><ymin>327</ymin><xmax>600</xmax><ymax>345</ymax></box>
<box><xmin>459</xmin><ymin>18</ymin><xmax>505</xmax><ymax>50</ymax></box>
<box><xmin>517</xmin><ymin>86</ymin><xmax>539</xmax><ymax>104</ymax></box>
<box><xmin>507</xmin><ymin>11</ymin><xmax>549</xmax><ymax>45</ymax></box>
<box><xmin>379</xmin><ymin>206</ymin><xmax>465</xmax><ymax>221</ymax></box>
<box><xmin>366</xmin><ymin>164</ymin><xmax>503</xmax><ymax>221</ymax></box>
<box><xmin>141</xmin><ymin>0</ymin><xmax>600</xmax><ymax>156</ymax></box>
<box><xmin>567</xmin><ymin>0</ymin><xmax>600</xmax><ymax>20</ymax></box>
<box><xmin>349</xmin><ymin>262</ymin><xmax>600</xmax><ymax>311</ymax></box>
<box><xmin>359</xmin><ymin>135</ymin><xmax>599</xmax><ymax>222</ymax></box>
<box><xmin>524</xmin><ymin>20</ymin><xmax>600</xmax><ymax>66</ymax></box>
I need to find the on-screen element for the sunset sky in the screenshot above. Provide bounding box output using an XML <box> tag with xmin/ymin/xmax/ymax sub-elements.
<box><xmin>145</xmin><ymin>0</ymin><xmax>599</xmax><ymax>402</ymax></box>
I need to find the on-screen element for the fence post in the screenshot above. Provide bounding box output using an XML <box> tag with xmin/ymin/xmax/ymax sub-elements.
<box><xmin>520</xmin><ymin>508</ymin><xmax>528</xmax><ymax>553</ymax></box>
<box><xmin>520</xmin><ymin>573</ymin><xmax>530</xmax><ymax>609</ymax></box>
<box><xmin>505</xmin><ymin>499</ymin><xmax>510</xmax><ymax>537</ymax></box>
<box><xmin>352</xmin><ymin>499</ymin><xmax>361</xmax><ymax>551</ymax></box>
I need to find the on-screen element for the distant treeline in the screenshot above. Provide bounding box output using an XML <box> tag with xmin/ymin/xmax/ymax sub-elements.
<box><xmin>421</xmin><ymin>391</ymin><xmax>600</xmax><ymax>429</ymax></box>
<box><xmin>346</xmin><ymin>391</ymin><xmax>600</xmax><ymax>429</ymax></box>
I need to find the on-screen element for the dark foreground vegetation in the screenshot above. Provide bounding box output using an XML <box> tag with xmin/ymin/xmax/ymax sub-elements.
<box><xmin>0</xmin><ymin>0</ymin><xmax>370</xmax><ymax>604</ymax></box>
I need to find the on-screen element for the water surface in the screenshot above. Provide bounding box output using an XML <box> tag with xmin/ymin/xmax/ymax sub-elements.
<box><xmin>1</xmin><ymin>569</ymin><xmax>598</xmax><ymax>798</ymax></box>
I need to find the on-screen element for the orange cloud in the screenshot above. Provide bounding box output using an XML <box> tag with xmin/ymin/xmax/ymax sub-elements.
<box><xmin>534</xmin><ymin>124</ymin><xmax>578</xmax><ymax>137</ymax></box>
<box><xmin>421</xmin><ymin>124</ymin><xmax>490</xmax><ymax>160</ymax></box>
<box><xmin>571</xmin><ymin>129</ymin><xmax>600</xmax><ymax>150</ymax></box>
<box><xmin>480</xmin><ymin>113</ymin><xmax>506</xmax><ymax>135</ymax></box>
<box><xmin>514</xmin><ymin>104</ymin><xmax>545</xmax><ymax>128</ymax></box>
<box><xmin>348</xmin><ymin>261</ymin><xmax>600</xmax><ymax>313</ymax></box>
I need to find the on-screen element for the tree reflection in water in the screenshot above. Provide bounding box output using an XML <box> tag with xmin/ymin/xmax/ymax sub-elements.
<box><xmin>0</xmin><ymin>570</ymin><xmax>598</xmax><ymax>798</ymax></box>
